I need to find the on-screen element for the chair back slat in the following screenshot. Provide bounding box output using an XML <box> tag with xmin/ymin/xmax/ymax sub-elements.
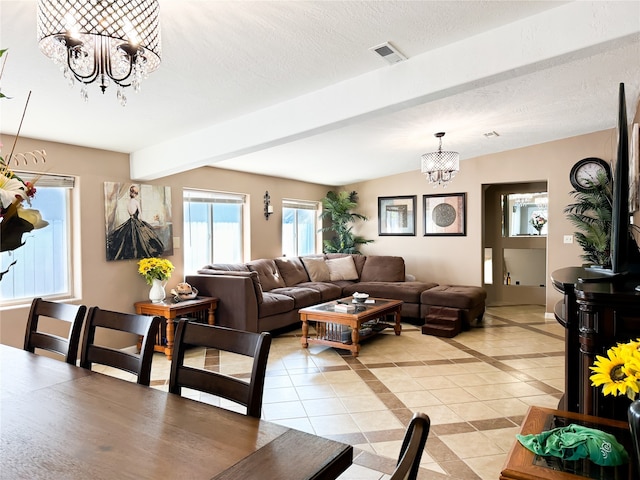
<box><xmin>176</xmin><ymin>366</ymin><xmax>250</xmax><ymax>401</ymax></box>
<box><xmin>23</xmin><ymin>298</ymin><xmax>87</xmax><ymax>364</ymax></box>
<box><xmin>29</xmin><ymin>332</ymin><xmax>69</xmax><ymax>355</ymax></box>
<box><xmin>180</xmin><ymin>323</ymin><xmax>262</xmax><ymax>356</ymax></box>
<box><xmin>169</xmin><ymin>320</ymin><xmax>271</xmax><ymax>418</ymax></box>
<box><xmin>80</xmin><ymin>306</ymin><xmax>160</xmax><ymax>386</ymax></box>
<box><xmin>85</xmin><ymin>345</ymin><xmax>148</xmax><ymax>377</ymax></box>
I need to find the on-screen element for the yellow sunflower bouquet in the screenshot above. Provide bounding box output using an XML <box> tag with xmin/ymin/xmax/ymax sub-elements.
<box><xmin>137</xmin><ymin>257</ymin><xmax>174</xmax><ymax>285</ymax></box>
<box><xmin>590</xmin><ymin>339</ymin><xmax>640</xmax><ymax>400</ymax></box>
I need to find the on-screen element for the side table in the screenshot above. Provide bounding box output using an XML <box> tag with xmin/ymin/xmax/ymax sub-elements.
<box><xmin>500</xmin><ymin>406</ymin><xmax>635</xmax><ymax>480</ymax></box>
<box><xmin>134</xmin><ymin>296</ymin><xmax>218</xmax><ymax>361</ymax></box>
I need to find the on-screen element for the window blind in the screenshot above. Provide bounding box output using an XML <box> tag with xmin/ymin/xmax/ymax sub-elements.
<box><xmin>183</xmin><ymin>189</ymin><xmax>245</xmax><ymax>204</ymax></box>
<box><xmin>283</xmin><ymin>199</ymin><xmax>319</xmax><ymax>210</ymax></box>
<box><xmin>13</xmin><ymin>171</ymin><xmax>75</xmax><ymax>188</ymax></box>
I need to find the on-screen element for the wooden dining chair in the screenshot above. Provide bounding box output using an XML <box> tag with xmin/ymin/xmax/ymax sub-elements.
<box><xmin>80</xmin><ymin>306</ymin><xmax>161</xmax><ymax>386</ymax></box>
<box><xmin>24</xmin><ymin>298</ymin><xmax>87</xmax><ymax>365</ymax></box>
<box><xmin>169</xmin><ymin>319</ymin><xmax>272</xmax><ymax>418</ymax></box>
<box><xmin>390</xmin><ymin>412</ymin><xmax>431</xmax><ymax>480</ymax></box>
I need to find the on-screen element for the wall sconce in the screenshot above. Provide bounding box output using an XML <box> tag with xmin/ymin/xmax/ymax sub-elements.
<box><xmin>264</xmin><ymin>191</ymin><xmax>274</xmax><ymax>220</ymax></box>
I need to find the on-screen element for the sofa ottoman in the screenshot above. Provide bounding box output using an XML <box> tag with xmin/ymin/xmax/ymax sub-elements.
<box><xmin>420</xmin><ymin>285</ymin><xmax>486</xmax><ymax>330</ymax></box>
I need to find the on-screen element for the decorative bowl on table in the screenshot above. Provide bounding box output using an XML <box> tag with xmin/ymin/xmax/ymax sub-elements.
<box><xmin>352</xmin><ymin>292</ymin><xmax>369</xmax><ymax>303</ymax></box>
<box><xmin>171</xmin><ymin>283</ymin><xmax>198</xmax><ymax>302</ymax></box>
<box><xmin>176</xmin><ymin>291</ymin><xmax>197</xmax><ymax>301</ymax></box>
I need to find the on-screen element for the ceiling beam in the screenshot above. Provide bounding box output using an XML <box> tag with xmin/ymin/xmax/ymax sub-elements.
<box><xmin>130</xmin><ymin>1</ymin><xmax>640</xmax><ymax>180</ymax></box>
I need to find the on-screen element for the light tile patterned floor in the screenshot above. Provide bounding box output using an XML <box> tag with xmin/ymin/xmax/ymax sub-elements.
<box><xmin>99</xmin><ymin>305</ymin><xmax>565</xmax><ymax>480</ymax></box>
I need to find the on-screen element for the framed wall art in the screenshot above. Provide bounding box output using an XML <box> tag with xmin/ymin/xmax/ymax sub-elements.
<box><xmin>423</xmin><ymin>192</ymin><xmax>466</xmax><ymax>236</ymax></box>
<box><xmin>378</xmin><ymin>196</ymin><xmax>416</xmax><ymax>236</ymax></box>
<box><xmin>630</xmin><ymin>123</ymin><xmax>639</xmax><ymax>213</ymax></box>
<box><xmin>104</xmin><ymin>182</ymin><xmax>174</xmax><ymax>261</ymax></box>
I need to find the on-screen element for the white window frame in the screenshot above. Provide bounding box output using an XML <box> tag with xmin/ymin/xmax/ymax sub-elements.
<box><xmin>183</xmin><ymin>189</ymin><xmax>246</xmax><ymax>274</ymax></box>
<box><xmin>282</xmin><ymin>198</ymin><xmax>321</xmax><ymax>257</ymax></box>
<box><xmin>0</xmin><ymin>172</ymin><xmax>76</xmax><ymax>306</ymax></box>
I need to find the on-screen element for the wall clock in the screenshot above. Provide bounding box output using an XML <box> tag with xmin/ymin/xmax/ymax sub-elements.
<box><xmin>569</xmin><ymin>157</ymin><xmax>611</xmax><ymax>192</ymax></box>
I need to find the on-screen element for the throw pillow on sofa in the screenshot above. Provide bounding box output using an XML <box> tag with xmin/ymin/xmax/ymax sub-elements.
<box><xmin>360</xmin><ymin>256</ymin><xmax>405</xmax><ymax>282</ymax></box>
<box><xmin>201</xmin><ymin>263</ymin><xmax>250</xmax><ymax>272</ymax></box>
<box><xmin>326</xmin><ymin>256</ymin><xmax>359</xmax><ymax>281</ymax></box>
<box><xmin>247</xmin><ymin>259</ymin><xmax>286</xmax><ymax>291</ymax></box>
<box><xmin>301</xmin><ymin>257</ymin><xmax>331</xmax><ymax>282</ymax></box>
<box><xmin>275</xmin><ymin>257</ymin><xmax>310</xmax><ymax>286</ymax></box>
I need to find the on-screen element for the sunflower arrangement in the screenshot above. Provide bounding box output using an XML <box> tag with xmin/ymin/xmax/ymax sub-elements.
<box><xmin>590</xmin><ymin>339</ymin><xmax>640</xmax><ymax>400</ymax></box>
<box><xmin>137</xmin><ymin>257</ymin><xmax>174</xmax><ymax>285</ymax></box>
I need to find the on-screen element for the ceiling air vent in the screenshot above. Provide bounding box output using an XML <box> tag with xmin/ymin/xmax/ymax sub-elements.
<box><xmin>370</xmin><ymin>42</ymin><xmax>406</xmax><ymax>65</ymax></box>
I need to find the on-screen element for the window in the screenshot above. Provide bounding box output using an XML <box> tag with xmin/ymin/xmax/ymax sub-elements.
<box><xmin>183</xmin><ymin>189</ymin><xmax>245</xmax><ymax>274</ymax></box>
<box><xmin>282</xmin><ymin>199</ymin><xmax>320</xmax><ymax>257</ymax></box>
<box><xmin>1</xmin><ymin>173</ymin><xmax>75</xmax><ymax>303</ymax></box>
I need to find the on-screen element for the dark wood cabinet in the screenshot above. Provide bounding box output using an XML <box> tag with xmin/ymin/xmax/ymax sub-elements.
<box><xmin>551</xmin><ymin>267</ymin><xmax>640</xmax><ymax>421</ymax></box>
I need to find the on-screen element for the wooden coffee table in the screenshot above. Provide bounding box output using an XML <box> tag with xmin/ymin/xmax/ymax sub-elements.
<box><xmin>299</xmin><ymin>297</ymin><xmax>402</xmax><ymax>357</ymax></box>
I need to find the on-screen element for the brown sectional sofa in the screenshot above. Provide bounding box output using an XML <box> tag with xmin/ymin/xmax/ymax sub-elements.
<box><xmin>185</xmin><ymin>254</ymin><xmax>439</xmax><ymax>333</ymax></box>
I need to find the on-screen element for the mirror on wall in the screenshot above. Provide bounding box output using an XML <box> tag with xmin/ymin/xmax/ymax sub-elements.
<box><xmin>502</xmin><ymin>192</ymin><xmax>548</xmax><ymax>237</ymax></box>
<box><xmin>484</xmin><ymin>247</ymin><xmax>493</xmax><ymax>284</ymax></box>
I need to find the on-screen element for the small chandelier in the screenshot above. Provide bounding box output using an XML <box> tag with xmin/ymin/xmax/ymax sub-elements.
<box><xmin>37</xmin><ymin>0</ymin><xmax>162</xmax><ymax>106</ymax></box>
<box><xmin>421</xmin><ymin>132</ymin><xmax>460</xmax><ymax>186</ymax></box>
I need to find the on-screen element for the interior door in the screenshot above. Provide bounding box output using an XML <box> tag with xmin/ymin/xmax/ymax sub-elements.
<box><xmin>483</xmin><ymin>182</ymin><xmax>547</xmax><ymax>306</ymax></box>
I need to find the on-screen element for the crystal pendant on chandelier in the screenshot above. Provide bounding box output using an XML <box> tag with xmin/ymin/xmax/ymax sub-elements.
<box><xmin>36</xmin><ymin>0</ymin><xmax>162</xmax><ymax>105</ymax></box>
<box><xmin>117</xmin><ymin>87</ymin><xmax>127</xmax><ymax>107</ymax></box>
<box><xmin>420</xmin><ymin>132</ymin><xmax>460</xmax><ymax>187</ymax></box>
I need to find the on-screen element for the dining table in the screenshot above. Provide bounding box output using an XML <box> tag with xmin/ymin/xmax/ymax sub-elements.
<box><xmin>0</xmin><ymin>344</ymin><xmax>353</xmax><ymax>479</ymax></box>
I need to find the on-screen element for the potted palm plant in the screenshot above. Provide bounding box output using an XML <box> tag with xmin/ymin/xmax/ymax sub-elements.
<box><xmin>564</xmin><ymin>172</ymin><xmax>612</xmax><ymax>268</ymax></box>
<box><xmin>319</xmin><ymin>190</ymin><xmax>372</xmax><ymax>254</ymax></box>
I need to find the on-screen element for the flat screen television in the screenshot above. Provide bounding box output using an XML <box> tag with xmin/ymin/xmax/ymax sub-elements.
<box><xmin>611</xmin><ymin>83</ymin><xmax>630</xmax><ymax>274</ymax></box>
<box><xmin>610</xmin><ymin>83</ymin><xmax>640</xmax><ymax>277</ymax></box>
<box><xmin>580</xmin><ymin>83</ymin><xmax>640</xmax><ymax>282</ymax></box>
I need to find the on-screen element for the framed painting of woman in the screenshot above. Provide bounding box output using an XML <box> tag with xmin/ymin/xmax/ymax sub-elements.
<box><xmin>104</xmin><ymin>182</ymin><xmax>173</xmax><ymax>261</ymax></box>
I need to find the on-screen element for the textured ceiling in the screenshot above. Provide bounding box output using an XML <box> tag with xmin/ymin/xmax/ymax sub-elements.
<box><xmin>1</xmin><ymin>1</ymin><xmax>639</xmax><ymax>186</ymax></box>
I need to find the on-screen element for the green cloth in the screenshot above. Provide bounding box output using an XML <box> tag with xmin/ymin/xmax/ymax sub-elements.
<box><xmin>516</xmin><ymin>424</ymin><xmax>628</xmax><ymax>467</ymax></box>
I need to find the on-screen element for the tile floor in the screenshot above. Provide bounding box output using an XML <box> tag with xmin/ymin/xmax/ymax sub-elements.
<box><xmin>98</xmin><ymin>305</ymin><xmax>565</xmax><ymax>480</ymax></box>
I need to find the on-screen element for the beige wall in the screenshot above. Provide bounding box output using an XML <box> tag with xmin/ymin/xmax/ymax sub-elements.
<box><xmin>347</xmin><ymin>129</ymin><xmax>620</xmax><ymax>314</ymax></box>
<box><xmin>0</xmin><ymin>125</ymin><xmax>634</xmax><ymax>348</ymax></box>
<box><xmin>0</xmin><ymin>134</ymin><xmax>331</xmax><ymax>348</ymax></box>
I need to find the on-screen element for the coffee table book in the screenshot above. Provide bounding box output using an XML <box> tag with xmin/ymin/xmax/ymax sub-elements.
<box><xmin>334</xmin><ymin>303</ymin><xmax>356</xmax><ymax>313</ymax></box>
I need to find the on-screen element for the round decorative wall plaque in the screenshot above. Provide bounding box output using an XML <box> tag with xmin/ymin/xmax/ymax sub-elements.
<box><xmin>432</xmin><ymin>203</ymin><xmax>456</xmax><ymax>227</ymax></box>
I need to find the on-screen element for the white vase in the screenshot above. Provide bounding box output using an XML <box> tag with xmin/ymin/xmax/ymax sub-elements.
<box><xmin>149</xmin><ymin>279</ymin><xmax>167</xmax><ymax>303</ymax></box>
